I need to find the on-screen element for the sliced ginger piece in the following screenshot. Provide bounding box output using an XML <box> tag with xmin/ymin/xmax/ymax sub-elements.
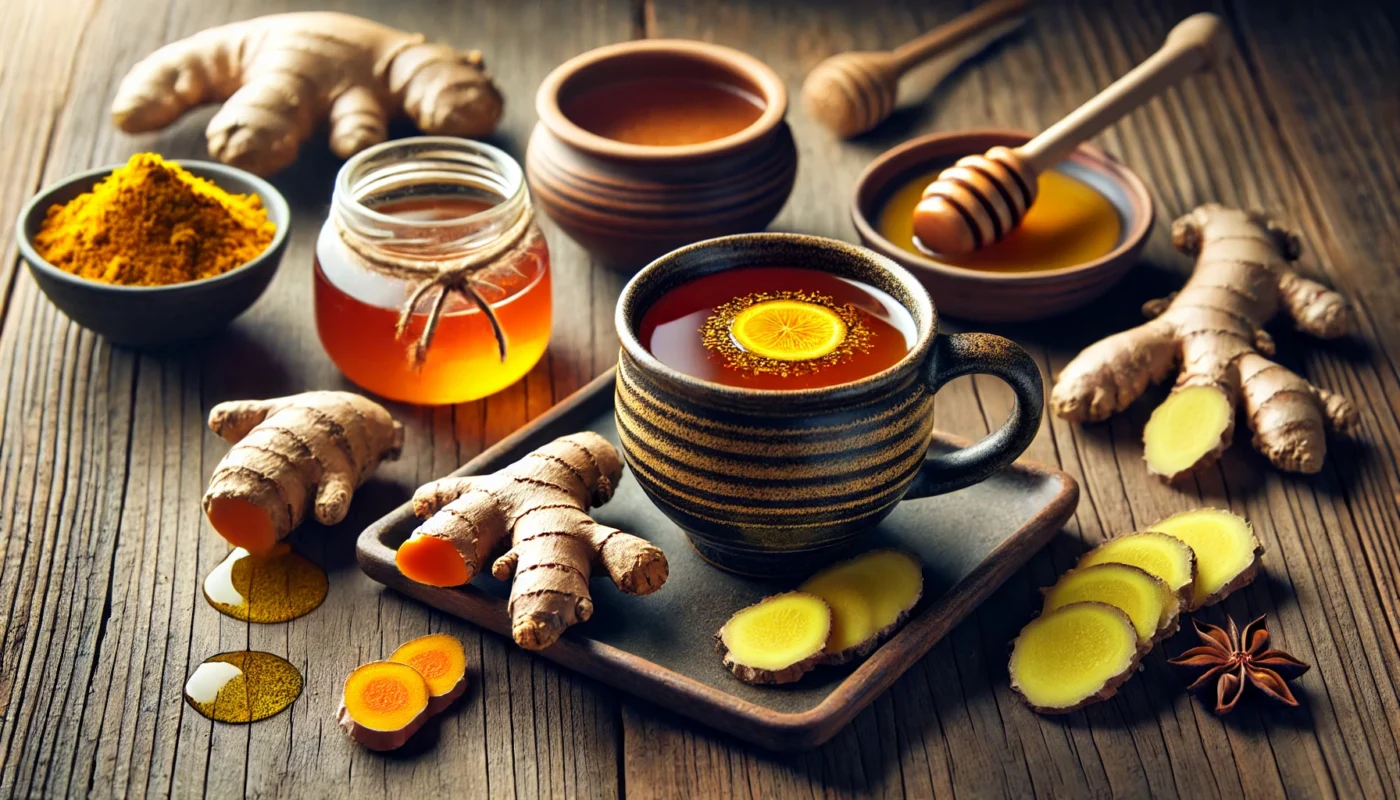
<box><xmin>1147</xmin><ymin>508</ymin><xmax>1262</xmax><ymax>609</ymax></box>
<box><xmin>799</xmin><ymin>548</ymin><xmax>923</xmax><ymax>662</ymax></box>
<box><xmin>338</xmin><ymin>661</ymin><xmax>433</xmax><ymax>751</ymax></box>
<box><xmin>1077</xmin><ymin>532</ymin><xmax>1197</xmax><ymax>604</ymax></box>
<box><xmin>716</xmin><ymin>592</ymin><xmax>832</xmax><ymax>685</ymax></box>
<box><xmin>390</xmin><ymin>633</ymin><xmax>468</xmax><ymax>715</ymax></box>
<box><xmin>1143</xmin><ymin>385</ymin><xmax>1235</xmax><ymax>481</ymax></box>
<box><xmin>1043</xmin><ymin>564</ymin><xmax>1180</xmax><ymax>645</ymax></box>
<box><xmin>1010</xmin><ymin>602</ymin><xmax>1144</xmax><ymax>714</ymax></box>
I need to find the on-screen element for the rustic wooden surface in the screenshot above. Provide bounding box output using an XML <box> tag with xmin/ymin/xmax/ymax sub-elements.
<box><xmin>0</xmin><ymin>0</ymin><xmax>1396</xmax><ymax>797</ymax></box>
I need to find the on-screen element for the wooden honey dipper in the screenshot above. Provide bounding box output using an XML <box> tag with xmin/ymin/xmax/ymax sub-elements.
<box><xmin>912</xmin><ymin>12</ymin><xmax>1230</xmax><ymax>257</ymax></box>
<box><xmin>802</xmin><ymin>0</ymin><xmax>1028</xmax><ymax>139</ymax></box>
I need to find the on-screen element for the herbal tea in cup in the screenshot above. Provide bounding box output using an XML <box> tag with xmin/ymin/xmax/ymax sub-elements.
<box><xmin>615</xmin><ymin>233</ymin><xmax>1045</xmax><ymax>576</ymax></box>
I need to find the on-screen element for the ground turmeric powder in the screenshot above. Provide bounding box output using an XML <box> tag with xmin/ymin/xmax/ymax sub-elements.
<box><xmin>34</xmin><ymin>153</ymin><xmax>276</xmax><ymax>286</ymax></box>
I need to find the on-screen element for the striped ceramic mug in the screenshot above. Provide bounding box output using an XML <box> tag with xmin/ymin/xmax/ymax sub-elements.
<box><xmin>615</xmin><ymin>234</ymin><xmax>1043</xmax><ymax>576</ymax></box>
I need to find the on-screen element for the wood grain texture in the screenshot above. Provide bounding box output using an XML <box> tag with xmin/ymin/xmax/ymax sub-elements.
<box><xmin>0</xmin><ymin>0</ymin><xmax>1396</xmax><ymax>797</ymax></box>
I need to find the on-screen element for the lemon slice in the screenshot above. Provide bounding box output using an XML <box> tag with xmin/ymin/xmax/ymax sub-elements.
<box><xmin>730</xmin><ymin>300</ymin><xmax>848</xmax><ymax>361</ymax></box>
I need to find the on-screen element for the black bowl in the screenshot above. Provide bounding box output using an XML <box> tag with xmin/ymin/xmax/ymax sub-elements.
<box><xmin>16</xmin><ymin>160</ymin><xmax>291</xmax><ymax>347</ymax></box>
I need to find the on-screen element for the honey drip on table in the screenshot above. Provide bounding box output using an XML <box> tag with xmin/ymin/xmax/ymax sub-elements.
<box><xmin>203</xmin><ymin>543</ymin><xmax>328</xmax><ymax>623</ymax></box>
<box><xmin>879</xmin><ymin>168</ymin><xmax>1121</xmax><ymax>272</ymax></box>
<box><xmin>183</xmin><ymin>651</ymin><xmax>302</xmax><ymax>723</ymax></box>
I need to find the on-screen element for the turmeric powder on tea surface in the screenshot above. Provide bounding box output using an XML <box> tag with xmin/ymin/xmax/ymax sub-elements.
<box><xmin>34</xmin><ymin>153</ymin><xmax>276</xmax><ymax>286</ymax></box>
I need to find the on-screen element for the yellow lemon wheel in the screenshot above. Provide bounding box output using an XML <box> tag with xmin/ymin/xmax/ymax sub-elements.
<box><xmin>730</xmin><ymin>300</ymin><xmax>848</xmax><ymax>361</ymax></box>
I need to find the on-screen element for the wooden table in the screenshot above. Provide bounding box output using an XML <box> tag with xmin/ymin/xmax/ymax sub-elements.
<box><xmin>2</xmin><ymin>0</ymin><xmax>1397</xmax><ymax>797</ymax></box>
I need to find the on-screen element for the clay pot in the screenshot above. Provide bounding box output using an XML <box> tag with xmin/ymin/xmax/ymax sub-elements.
<box><xmin>852</xmin><ymin>129</ymin><xmax>1154</xmax><ymax>322</ymax></box>
<box><xmin>614</xmin><ymin>233</ymin><xmax>1044</xmax><ymax>576</ymax></box>
<box><xmin>527</xmin><ymin>40</ymin><xmax>798</xmax><ymax>269</ymax></box>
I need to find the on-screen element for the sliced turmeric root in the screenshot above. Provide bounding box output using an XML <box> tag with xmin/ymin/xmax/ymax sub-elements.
<box><xmin>338</xmin><ymin>661</ymin><xmax>433</xmax><ymax>751</ymax></box>
<box><xmin>1076</xmin><ymin>532</ymin><xmax>1197</xmax><ymax>603</ymax></box>
<box><xmin>799</xmin><ymin>548</ymin><xmax>923</xmax><ymax>662</ymax></box>
<box><xmin>716</xmin><ymin>592</ymin><xmax>832</xmax><ymax>685</ymax></box>
<box><xmin>389</xmin><ymin>633</ymin><xmax>468</xmax><ymax>715</ymax></box>
<box><xmin>1009</xmin><ymin>602</ymin><xmax>1145</xmax><ymax>714</ymax></box>
<box><xmin>1146</xmin><ymin>508</ymin><xmax>1262</xmax><ymax>609</ymax></box>
<box><xmin>1042</xmin><ymin>563</ymin><xmax>1180</xmax><ymax>645</ymax></box>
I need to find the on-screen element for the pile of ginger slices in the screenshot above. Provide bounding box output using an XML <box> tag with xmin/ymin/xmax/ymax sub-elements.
<box><xmin>1009</xmin><ymin>508</ymin><xmax>1263</xmax><ymax>714</ymax></box>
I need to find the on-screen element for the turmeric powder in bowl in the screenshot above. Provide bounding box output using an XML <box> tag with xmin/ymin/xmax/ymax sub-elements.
<box><xmin>33</xmin><ymin>153</ymin><xmax>276</xmax><ymax>286</ymax></box>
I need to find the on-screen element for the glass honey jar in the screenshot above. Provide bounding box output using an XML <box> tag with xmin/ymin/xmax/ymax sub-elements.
<box><xmin>315</xmin><ymin>138</ymin><xmax>551</xmax><ymax>405</ymax></box>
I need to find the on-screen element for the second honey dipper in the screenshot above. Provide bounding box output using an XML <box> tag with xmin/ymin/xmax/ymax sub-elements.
<box><xmin>912</xmin><ymin>13</ymin><xmax>1230</xmax><ymax>257</ymax></box>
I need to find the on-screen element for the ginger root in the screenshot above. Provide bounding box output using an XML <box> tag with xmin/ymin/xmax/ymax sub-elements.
<box><xmin>397</xmin><ymin>432</ymin><xmax>668</xmax><ymax>651</ymax></box>
<box><xmin>203</xmin><ymin>391</ymin><xmax>403</xmax><ymax>554</ymax></box>
<box><xmin>1051</xmin><ymin>204</ymin><xmax>1357</xmax><ymax>480</ymax></box>
<box><xmin>799</xmin><ymin>548</ymin><xmax>923</xmax><ymax>663</ymax></box>
<box><xmin>716</xmin><ymin>592</ymin><xmax>833</xmax><ymax>685</ymax></box>
<box><xmin>1009</xmin><ymin>602</ymin><xmax>1145</xmax><ymax>714</ymax></box>
<box><xmin>1076</xmin><ymin>532</ymin><xmax>1198</xmax><ymax>603</ymax></box>
<box><xmin>112</xmin><ymin>12</ymin><xmax>503</xmax><ymax>176</ymax></box>
<box><xmin>1147</xmin><ymin>508</ymin><xmax>1262</xmax><ymax>609</ymax></box>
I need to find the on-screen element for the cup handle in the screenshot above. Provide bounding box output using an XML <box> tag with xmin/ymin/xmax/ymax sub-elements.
<box><xmin>904</xmin><ymin>332</ymin><xmax>1044</xmax><ymax>499</ymax></box>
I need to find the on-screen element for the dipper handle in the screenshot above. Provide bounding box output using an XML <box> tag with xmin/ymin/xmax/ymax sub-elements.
<box><xmin>1018</xmin><ymin>13</ymin><xmax>1230</xmax><ymax>171</ymax></box>
<box><xmin>912</xmin><ymin>13</ymin><xmax>1230</xmax><ymax>257</ymax></box>
<box><xmin>889</xmin><ymin>0</ymin><xmax>1030</xmax><ymax>72</ymax></box>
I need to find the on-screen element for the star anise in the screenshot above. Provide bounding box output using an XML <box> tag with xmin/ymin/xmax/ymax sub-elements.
<box><xmin>1168</xmin><ymin>615</ymin><xmax>1310</xmax><ymax>715</ymax></box>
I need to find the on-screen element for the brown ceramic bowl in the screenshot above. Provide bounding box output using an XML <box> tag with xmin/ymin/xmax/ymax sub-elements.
<box><xmin>527</xmin><ymin>40</ymin><xmax>797</xmax><ymax>269</ymax></box>
<box><xmin>852</xmin><ymin>130</ymin><xmax>1153</xmax><ymax>323</ymax></box>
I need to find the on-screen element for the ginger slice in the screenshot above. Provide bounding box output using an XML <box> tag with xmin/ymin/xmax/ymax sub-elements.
<box><xmin>389</xmin><ymin>633</ymin><xmax>468</xmax><ymax>715</ymax></box>
<box><xmin>1076</xmin><ymin>532</ymin><xmax>1197</xmax><ymax>603</ymax></box>
<box><xmin>1009</xmin><ymin>602</ymin><xmax>1144</xmax><ymax>714</ymax></box>
<box><xmin>337</xmin><ymin>661</ymin><xmax>433</xmax><ymax>751</ymax></box>
<box><xmin>1147</xmin><ymin>508</ymin><xmax>1263</xmax><ymax>609</ymax></box>
<box><xmin>1143</xmin><ymin>385</ymin><xmax>1235</xmax><ymax>481</ymax></box>
<box><xmin>716</xmin><ymin>592</ymin><xmax>832</xmax><ymax>685</ymax></box>
<box><xmin>799</xmin><ymin>548</ymin><xmax>923</xmax><ymax>663</ymax></box>
<box><xmin>1043</xmin><ymin>564</ymin><xmax>1180</xmax><ymax>645</ymax></box>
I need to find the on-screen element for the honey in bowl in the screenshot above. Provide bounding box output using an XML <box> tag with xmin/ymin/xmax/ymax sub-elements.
<box><xmin>638</xmin><ymin>266</ymin><xmax>916</xmax><ymax>390</ymax></box>
<box><xmin>878</xmin><ymin>164</ymin><xmax>1121</xmax><ymax>272</ymax></box>
<box><xmin>561</xmin><ymin>77</ymin><xmax>765</xmax><ymax>146</ymax></box>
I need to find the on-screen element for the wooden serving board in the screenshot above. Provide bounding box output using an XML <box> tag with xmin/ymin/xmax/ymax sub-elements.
<box><xmin>357</xmin><ymin>369</ymin><xmax>1077</xmax><ymax>750</ymax></box>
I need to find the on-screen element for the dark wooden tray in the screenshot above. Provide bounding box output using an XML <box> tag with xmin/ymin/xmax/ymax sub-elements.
<box><xmin>357</xmin><ymin>369</ymin><xmax>1077</xmax><ymax>751</ymax></box>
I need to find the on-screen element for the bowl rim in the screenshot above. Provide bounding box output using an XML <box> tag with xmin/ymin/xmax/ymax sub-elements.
<box><xmin>850</xmin><ymin>128</ymin><xmax>1154</xmax><ymax>284</ymax></box>
<box><xmin>535</xmin><ymin>38</ymin><xmax>789</xmax><ymax>162</ymax></box>
<box><xmin>615</xmin><ymin>232</ymin><xmax>938</xmax><ymax>404</ymax></box>
<box><xmin>16</xmin><ymin>158</ymin><xmax>291</xmax><ymax>294</ymax></box>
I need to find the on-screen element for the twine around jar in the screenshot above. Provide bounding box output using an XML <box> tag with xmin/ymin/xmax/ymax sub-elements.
<box><xmin>334</xmin><ymin>206</ymin><xmax>534</xmax><ymax>369</ymax></box>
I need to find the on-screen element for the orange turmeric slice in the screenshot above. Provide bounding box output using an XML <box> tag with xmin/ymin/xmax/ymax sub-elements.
<box><xmin>337</xmin><ymin>661</ymin><xmax>432</xmax><ymax>751</ymax></box>
<box><xmin>390</xmin><ymin>633</ymin><xmax>468</xmax><ymax>714</ymax></box>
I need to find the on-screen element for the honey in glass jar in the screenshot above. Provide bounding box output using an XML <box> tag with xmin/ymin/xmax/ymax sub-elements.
<box><xmin>315</xmin><ymin>138</ymin><xmax>551</xmax><ymax>405</ymax></box>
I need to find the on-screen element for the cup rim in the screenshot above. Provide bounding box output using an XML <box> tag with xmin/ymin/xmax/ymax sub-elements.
<box><xmin>16</xmin><ymin>159</ymin><xmax>290</xmax><ymax>294</ymax></box>
<box><xmin>535</xmin><ymin>39</ymin><xmax>789</xmax><ymax>162</ymax></box>
<box><xmin>615</xmin><ymin>232</ymin><xmax>937</xmax><ymax>402</ymax></box>
<box><xmin>850</xmin><ymin>128</ymin><xmax>1155</xmax><ymax>283</ymax></box>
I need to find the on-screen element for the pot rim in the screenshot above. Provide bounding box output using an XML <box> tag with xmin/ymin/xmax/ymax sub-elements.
<box><xmin>535</xmin><ymin>39</ymin><xmax>788</xmax><ymax>162</ymax></box>
<box><xmin>850</xmin><ymin>128</ymin><xmax>1155</xmax><ymax>284</ymax></box>
<box><xmin>615</xmin><ymin>233</ymin><xmax>937</xmax><ymax>405</ymax></box>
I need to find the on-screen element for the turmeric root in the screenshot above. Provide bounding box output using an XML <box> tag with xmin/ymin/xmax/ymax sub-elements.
<box><xmin>397</xmin><ymin>432</ymin><xmax>668</xmax><ymax>651</ymax></box>
<box><xmin>798</xmin><ymin>548</ymin><xmax>923</xmax><ymax>663</ymax></box>
<box><xmin>716</xmin><ymin>592</ymin><xmax>833</xmax><ymax>685</ymax></box>
<box><xmin>203</xmin><ymin>391</ymin><xmax>403</xmax><ymax>554</ymax></box>
<box><xmin>1009</xmin><ymin>602</ymin><xmax>1145</xmax><ymax>714</ymax></box>
<box><xmin>1147</xmin><ymin>508</ymin><xmax>1262</xmax><ymax>609</ymax></box>
<box><xmin>1051</xmin><ymin>204</ymin><xmax>1357</xmax><ymax>480</ymax></box>
<box><xmin>389</xmin><ymin>633</ymin><xmax>468</xmax><ymax>715</ymax></box>
<box><xmin>111</xmin><ymin>12</ymin><xmax>503</xmax><ymax>176</ymax></box>
<box><xmin>338</xmin><ymin>661</ymin><xmax>433</xmax><ymax>751</ymax></box>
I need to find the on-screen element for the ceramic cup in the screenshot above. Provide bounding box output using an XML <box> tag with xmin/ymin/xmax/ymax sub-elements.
<box><xmin>614</xmin><ymin>233</ymin><xmax>1044</xmax><ymax>576</ymax></box>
